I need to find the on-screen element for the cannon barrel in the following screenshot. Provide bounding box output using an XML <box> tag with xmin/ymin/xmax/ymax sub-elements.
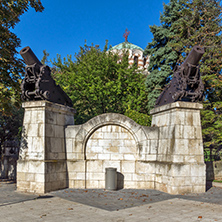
<box><xmin>155</xmin><ymin>45</ymin><xmax>205</xmax><ymax>107</ymax></box>
<box><xmin>182</xmin><ymin>45</ymin><xmax>205</xmax><ymax>72</ymax></box>
<box><xmin>20</xmin><ymin>46</ymin><xmax>42</xmax><ymax>66</ymax></box>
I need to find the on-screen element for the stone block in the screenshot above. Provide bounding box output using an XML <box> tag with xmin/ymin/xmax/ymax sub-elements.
<box><xmin>31</xmin><ymin>136</ymin><xmax>44</xmax><ymax>153</ymax></box>
<box><xmin>73</xmin><ymin>180</ymin><xmax>85</xmax><ymax>188</ymax></box>
<box><xmin>86</xmin><ymin>180</ymin><xmax>99</xmax><ymax>188</ymax></box>
<box><xmin>50</xmin><ymin>137</ymin><xmax>64</xmax><ymax>153</ymax></box>
<box><xmin>98</xmin><ymin>139</ymin><xmax>112</xmax><ymax>147</ymax></box>
<box><xmin>150</xmin><ymin>140</ymin><xmax>158</xmax><ymax>154</ymax></box>
<box><xmin>17</xmin><ymin>160</ymin><xmax>28</xmax><ymax>173</ymax></box>
<box><xmin>110</xmin><ymin>154</ymin><xmax>124</xmax><ymax>160</ymax></box>
<box><xmin>54</xmin><ymin>125</ymin><xmax>64</xmax><ymax>138</ymax></box>
<box><xmin>132</xmin><ymin>173</ymin><xmax>145</xmax><ymax>181</ymax></box>
<box><xmin>171</xmin><ymin>111</ymin><xmax>186</xmax><ymax>125</ymax></box>
<box><xmin>65</xmin><ymin>138</ymin><xmax>73</xmax><ymax>153</ymax></box>
<box><xmin>184</xmin><ymin>126</ymin><xmax>195</xmax><ymax>139</ymax></box>
<box><xmin>171</xmin><ymin>163</ymin><xmax>191</xmax><ymax>177</ymax></box>
<box><xmin>86</xmin><ymin>172</ymin><xmax>104</xmax><ymax>180</ymax></box>
<box><xmin>25</xmin><ymin>173</ymin><xmax>35</xmax><ymax>182</ymax></box>
<box><xmin>124</xmin><ymin>139</ymin><xmax>137</xmax><ymax>147</ymax></box>
<box><xmin>87</xmin><ymin>139</ymin><xmax>99</xmax><ymax>147</ymax></box>
<box><xmin>195</xmin><ymin>126</ymin><xmax>203</xmax><ymax>139</ymax></box>
<box><xmin>190</xmin><ymin>164</ymin><xmax>206</xmax><ymax>177</ymax></box>
<box><xmin>122</xmin><ymin>161</ymin><xmax>135</xmax><ymax>173</ymax></box>
<box><xmin>17</xmin><ymin>179</ymin><xmax>30</xmax><ymax>187</ymax></box>
<box><xmin>192</xmin><ymin>111</ymin><xmax>201</xmax><ymax>126</ymax></box>
<box><xmin>134</xmin><ymin>128</ymin><xmax>147</xmax><ymax>141</ymax></box>
<box><xmin>103</xmin><ymin>132</ymin><xmax>119</xmax><ymax>139</ymax></box>
<box><xmin>23</xmin><ymin>110</ymin><xmax>32</xmax><ymax>124</ymax></box>
<box><xmin>174</xmin><ymin>139</ymin><xmax>189</xmax><ymax>155</ymax></box>
<box><xmin>136</xmin><ymin>181</ymin><xmax>154</xmax><ymax>189</ymax></box>
<box><xmin>169</xmin><ymin>185</ymin><xmax>193</xmax><ymax>195</ymax></box>
<box><xmin>172</xmin><ymin>155</ymin><xmax>184</xmax><ymax>163</ymax></box>
<box><xmin>68</xmin><ymin>172</ymin><xmax>77</xmax><ymax>180</ymax></box>
<box><xmin>191</xmin><ymin>176</ymin><xmax>205</xmax><ymax>185</ymax></box>
<box><xmin>91</xmin><ymin>132</ymin><xmax>104</xmax><ymax>139</ymax></box>
<box><xmin>192</xmin><ymin>185</ymin><xmax>206</xmax><ymax>193</ymax></box>
<box><xmin>124</xmin><ymin>181</ymin><xmax>137</xmax><ymax>189</ymax></box>
<box><xmin>32</xmin><ymin>110</ymin><xmax>44</xmax><ymax>124</ymax></box>
<box><xmin>37</xmin><ymin>123</ymin><xmax>44</xmax><ymax>137</ymax></box>
<box><xmin>17</xmin><ymin>172</ymin><xmax>26</xmax><ymax>181</ymax></box>
<box><xmin>56</xmin><ymin>113</ymin><xmax>65</xmax><ymax>126</ymax></box>
<box><xmin>87</xmin><ymin>146</ymin><xmax>103</xmax><ymax>154</ymax></box>
<box><xmin>87</xmin><ymin>160</ymin><xmax>103</xmax><ymax>172</ymax></box>
<box><xmin>35</xmin><ymin>173</ymin><xmax>45</xmax><ymax>183</ymax></box>
<box><xmin>184</xmin><ymin>155</ymin><xmax>204</xmax><ymax>163</ymax></box>
<box><xmin>123</xmin><ymin>173</ymin><xmax>133</xmax><ymax>181</ymax></box>
<box><xmin>45</xmin><ymin>110</ymin><xmax>57</xmax><ymax>125</ymax></box>
<box><xmin>146</xmin><ymin>154</ymin><xmax>157</xmax><ymax>161</ymax></box>
<box><xmin>28</xmin><ymin>161</ymin><xmax>45</xmax><ymax>174</ymax></box>
<box><xmin>119</xmin><ymin>146</ymin><xmax>136</xmax><ymax>154</ymax></box>
<box><xmin>67</xmin><ymin>161</ymin><xmax>85</xmax><ymax>172</ymax></box>
<box><xmin>98</xmin><ymin>180</ymin><xmax>105</xmax><ymax>188</ymax></box>
<box><xmin>73</xmin><ymin>140</ymin><xmax>84</xmax><ymax>153</ymax></box>
<box><xmin>98</xmin><ymin>153</ymin><xmax>110</xmax><ymax>160</ymax></box>
<box><xmin>86</xmin><ymin>153</ymin><xmax>98</xmax><ymax>160</ymax></box>
<box><xmin>123</xmin><ymin>154</ymin><xmax>136</xmax><ymax>160</ymax></box>
<box><xmin>27</xmin><ymin>124</ymin><xmax>39</xmax><ymax>137</ymax></box>
<box><xmin>65</xmin><ymin>126</ymin><xmax>80</xmax><ymax>139</ymax></box>
<box><xmin>76</xmin><ymin>172</ymin><xmax>85</xmax><ymax>180</ymax></box>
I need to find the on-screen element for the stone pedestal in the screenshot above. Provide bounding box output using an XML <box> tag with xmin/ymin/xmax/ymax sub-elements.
<box><xmin>150</xmin><ymin>102</ymin><xmax>206</xmax><ymax>194</ymax></box>
<box><xmin>17</xmin><ymin>101</ymin><xmax>75</xmax><ymax>193</ymax></box>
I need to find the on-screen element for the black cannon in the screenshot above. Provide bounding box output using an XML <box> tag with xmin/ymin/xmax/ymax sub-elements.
<box><xmin>20</xmin><ymin>46</ymin><xmax>73</xmax><ymax>107</ymax></box>
<box><xmin>155</xmin><ymin>45</ymin><xmax>205</xmax><ymax>107</ymax></box>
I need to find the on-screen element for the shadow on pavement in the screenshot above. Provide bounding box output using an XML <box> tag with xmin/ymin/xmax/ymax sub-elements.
<box><xmin>1</xmin><ymin>181</ymin><xmax>222</xmax><ymax>211</ymax></box>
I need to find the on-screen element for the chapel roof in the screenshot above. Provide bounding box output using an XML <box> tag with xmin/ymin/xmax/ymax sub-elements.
<box><xmin>110</xmin><ymin>41</ymin><xmax>144</xmax><ymax>52</ymax></box>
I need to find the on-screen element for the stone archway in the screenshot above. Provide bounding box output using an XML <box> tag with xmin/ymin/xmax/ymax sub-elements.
<box><xmin>85</xmin><ymin>124</ymin><xmax>138</xmax><ymax>189</ymax></box>
<box><xmin>65</xmin><ymin>113</ymin><xmax>155</xmax><ymax>189</ymax></box>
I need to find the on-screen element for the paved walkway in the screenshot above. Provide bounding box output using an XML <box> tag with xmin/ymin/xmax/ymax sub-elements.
<box><xmin>0</xmin><ymin>181</ymin><xmax>222</xmax><ymax>222</ymax></box>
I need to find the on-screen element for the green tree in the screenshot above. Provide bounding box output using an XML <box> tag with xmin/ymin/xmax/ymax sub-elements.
<box><xmin>0</xmin><ymin>105</ymin><xmax>23</xmax><ymax>158</ymax></box>
<box><xmin>52</xmin><ymin>42</ymin><xmax>149</xmax><ymax>125</ymax></box>
<box><xmin>0</xmin><ymin>0</ymin><xmax>44</xmax><ymax>114</ymax></box>
<box><xmin>168</xmin><ymin>0</ymin><xmax>222</xmax><ymax>156</ymax></box>
<box><xmin>145</xmin><ymin>0</ymin><xmax>222</xmax><ymax>156</ymax></box>
<box><xmin>41</xmin><ymin>49</ymin><xmax>50</xmax><ymax>65</ymax></box>
<box><xmin>144</xmin><ymin>0</ymin><xmax>184</xmax><ymax>112</ymax></box>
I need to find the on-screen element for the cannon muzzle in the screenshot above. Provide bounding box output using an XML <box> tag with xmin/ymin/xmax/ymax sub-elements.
<box><xmin>182</xmin><ymin>45</ymin><xmax>205</xmax><ymax>72</ymax></box>
<box><xmin>20</xmin><ymin>46</ymin><xmax>42</xmax><ymax>66</ymax></box>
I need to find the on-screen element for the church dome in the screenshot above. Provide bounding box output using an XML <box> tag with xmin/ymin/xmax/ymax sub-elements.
<box><xmin>110</xmin><ymin>41</ymin><xmax>144</xmax><ymax>52</ymax></box>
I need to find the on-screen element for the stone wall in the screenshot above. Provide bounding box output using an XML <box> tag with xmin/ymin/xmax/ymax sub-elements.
<box><xmin>65</xmin><ymin>113</ymin><xmax>158</xmax><ymax>190</ymax></box>
<box><xmin>17</xmin><ymin>101</ymin><xmax>75</xmax><ymax>193</ymax></box>
<box><xmin>66</xmin><ymin>102</ymin><xmax>205</xmax><ymax>194</ymax></box>
<box><xmin>151</xmin><ymin>102</ymin><xmax>205</xmax><ymax>194</ymax></box>
<box><xmin>17</xmin><ymin>101</ymin><xmax>205</xmax><ymax>195</ymax></box>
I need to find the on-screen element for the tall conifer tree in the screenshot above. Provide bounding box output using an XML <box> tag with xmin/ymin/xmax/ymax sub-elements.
<box><xmin>145</xmin><ymin>0</ymin><xmax>222</xmax><ymax>154</ymax></box>
<box><xmin>144</xmin><ymin>0</ymin><xmax>184</xmax><ymax>112</ymax></box>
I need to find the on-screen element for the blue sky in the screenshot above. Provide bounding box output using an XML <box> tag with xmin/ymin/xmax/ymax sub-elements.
<box><xmin>14</xmin><ymin>0</ymin><xmax>170</xmax><ymax>63</ymax></box>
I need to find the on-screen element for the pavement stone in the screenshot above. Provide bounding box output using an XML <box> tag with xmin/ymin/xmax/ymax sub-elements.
<box><xmin>0</xmin><ymin>181</ymin><xmax>222</xmax><ymax>222</ymax></box>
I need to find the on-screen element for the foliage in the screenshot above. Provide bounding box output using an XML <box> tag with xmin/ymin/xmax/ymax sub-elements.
<box><xmin>52</xmin><ymin>42</ymin><xmax>148</xmax><ymax>125</ymax></box>
<box><xmin>145</xmin><ymin>0</ymin><xmax>222</xmax><ymax>152</ymax></box>
<box><xmin>0</xmin><ymin>0</ymin><xmax>44</xmax><ymax>114</ymax></box>
<box><xmin>0</xmin><ymin>104</ymin><xmax>23</xmax><ymax>158</ymax></box>
<box><xmin>169</xmin><ymin>0</ymin><xmax>222</xmax><ymax>151</ymax></box>
<box><xmin>144</xmin><ymin>0</ymin><xmax>183</xmax><ymax>112</ymax></box>
<box><xmin>124</xmin><ymin>108</ymin><xmax>151</xmax><ymax>126</ymax></box>
<box><xmin>41</xmin><ymin>49</ymin><xmax>50</xmax><ymax>65</ymax></box>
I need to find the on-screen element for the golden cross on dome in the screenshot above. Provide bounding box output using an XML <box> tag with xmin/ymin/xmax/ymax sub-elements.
<box><xmin>123</xmin><ymin>28</ymin><xmax>130</xmax><ymax>42</ymax></box>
